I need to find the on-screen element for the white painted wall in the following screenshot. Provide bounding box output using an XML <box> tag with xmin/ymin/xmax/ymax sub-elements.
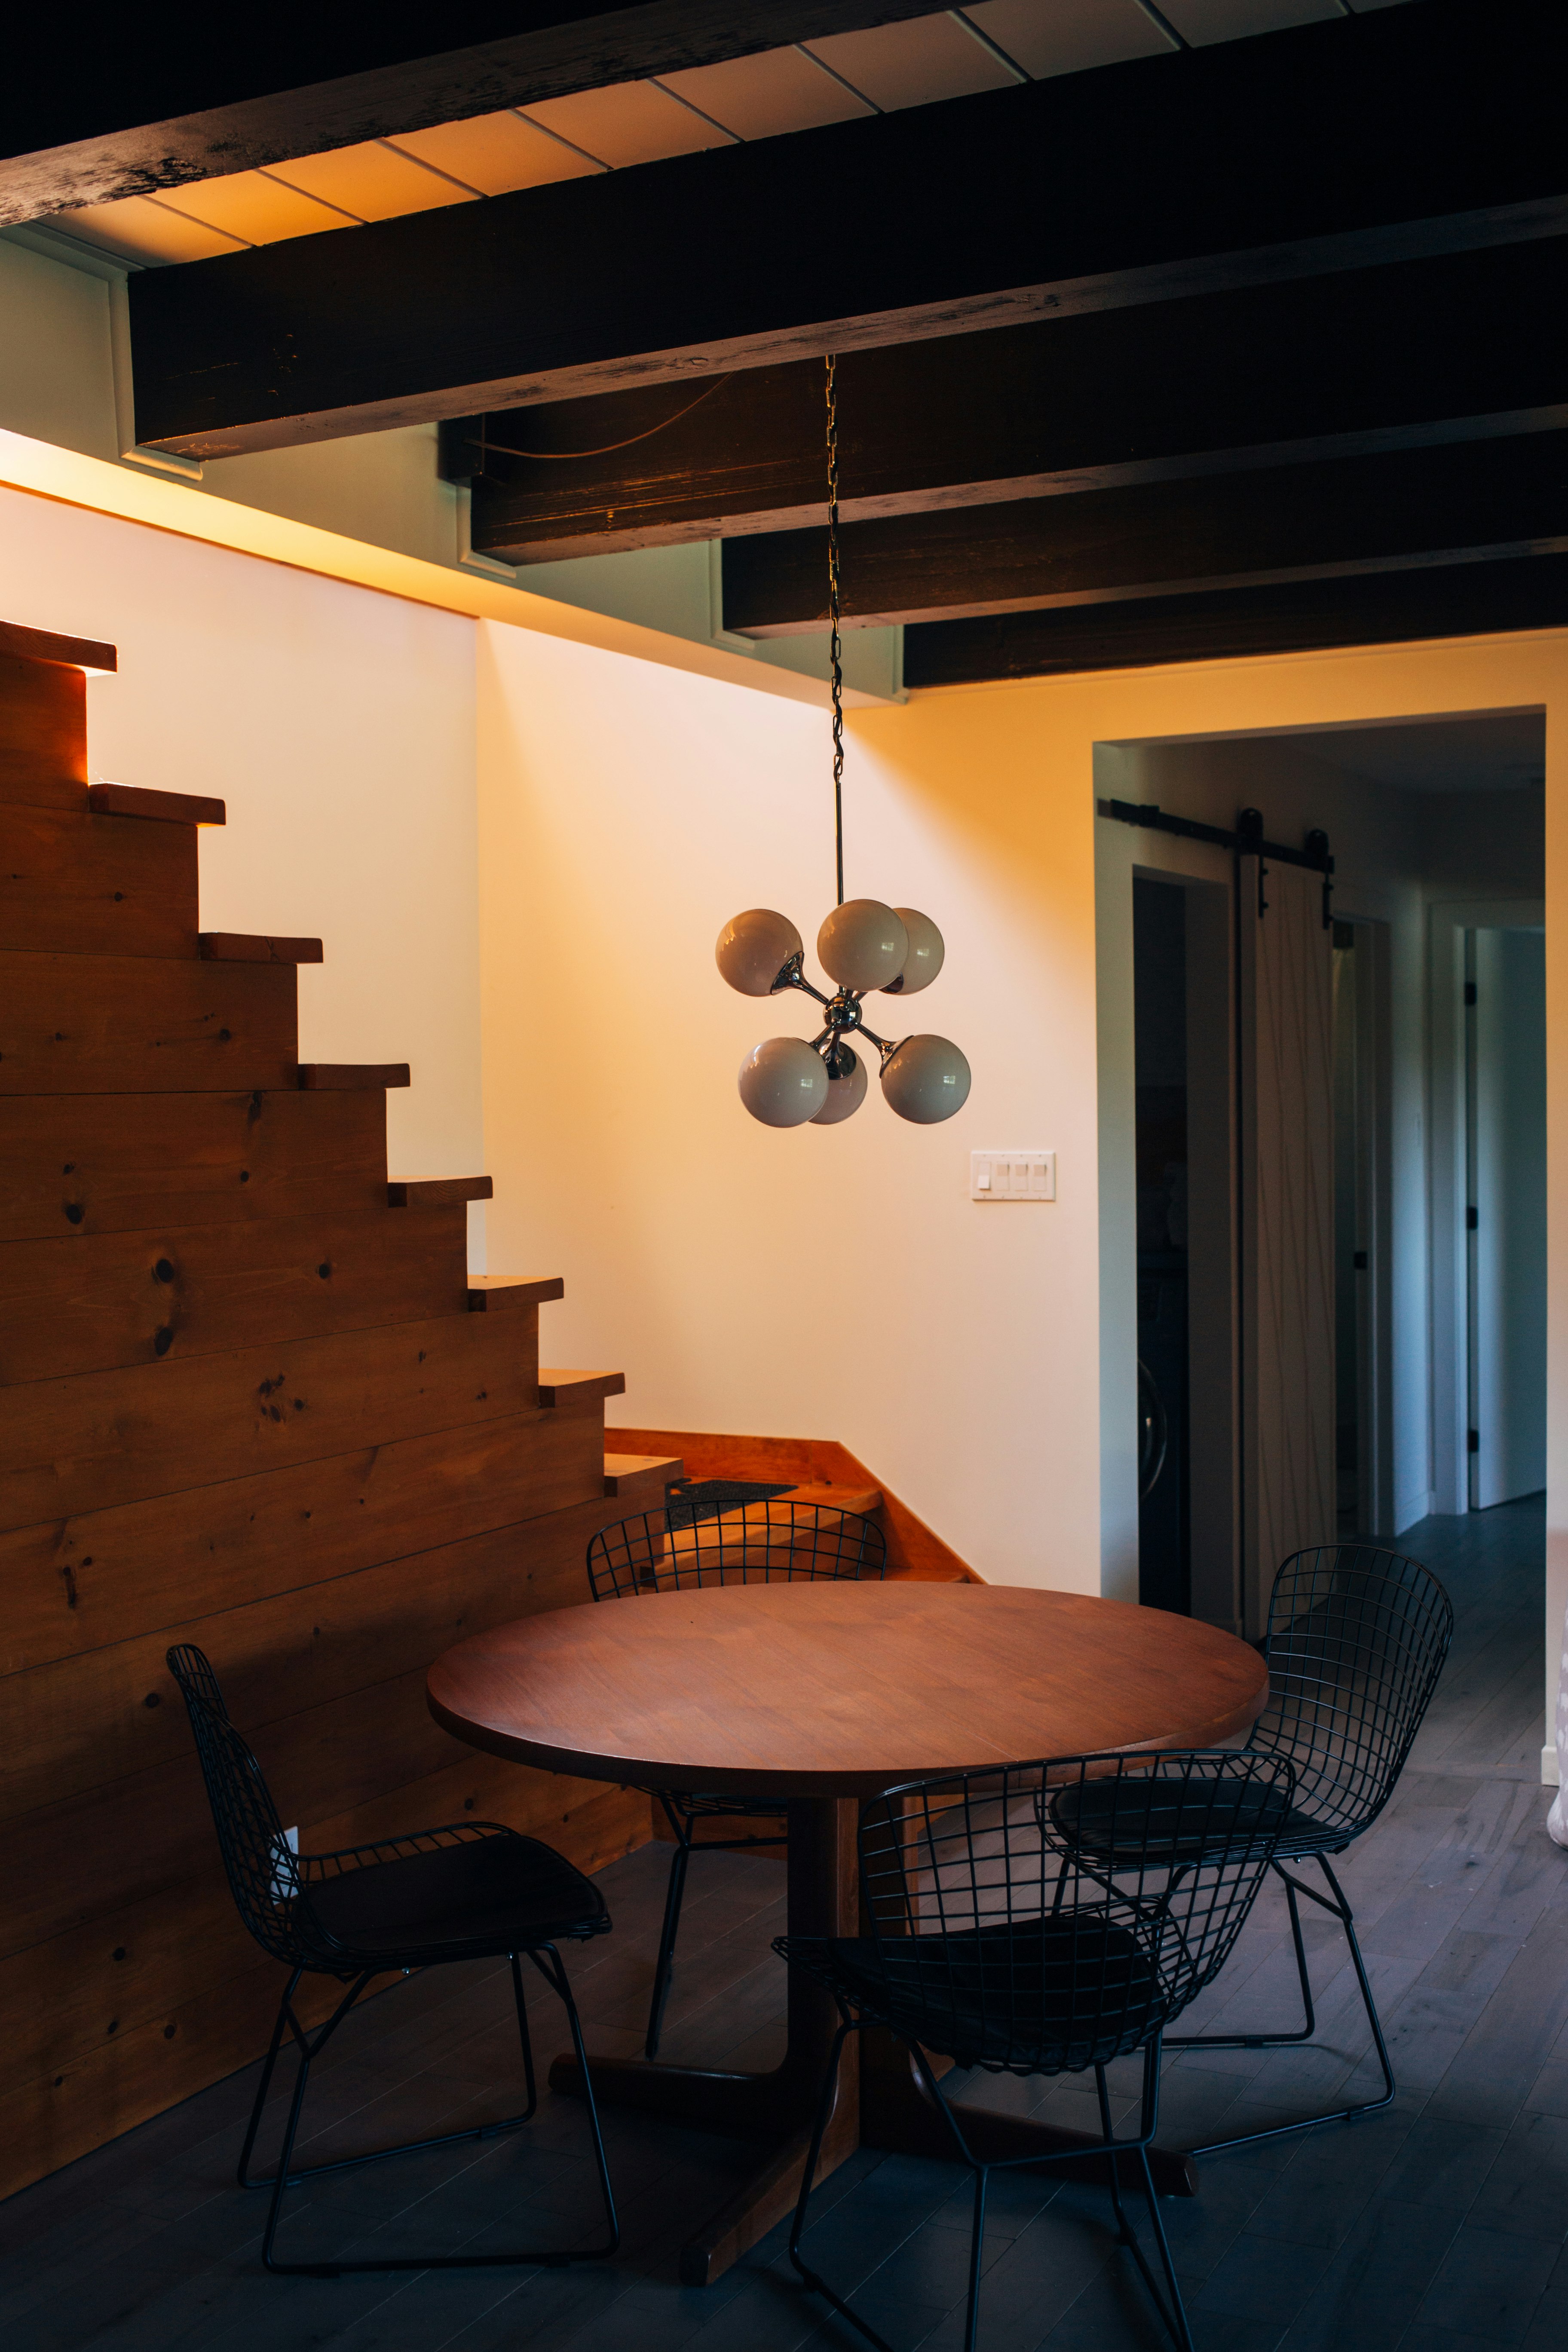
<box><xmin>0</xmin><ymin>483</ymin><xmax>484</xmax><ymax>1191</ymax></box>
<box><xmin>475</xmin><ymin>619</ymin><xmax>1103</xmax><ymax>1589</ymax></box>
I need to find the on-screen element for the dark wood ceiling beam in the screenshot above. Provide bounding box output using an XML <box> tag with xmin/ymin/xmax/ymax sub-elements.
<box><xmin>130</xmin><ymin>0</ymin><xmax>1568</xmax><ymax>459</ymax></box>
<box><xmin>0</xmin><ymin>5</ymin><xmax>943</xmax><ymax>224</ymax></box>
<box><xmin>901</xmin><ymin>555</ymin><xmax>1568</xmax><ymax>689</ymax></box>
<box><xmin>458</xmin><ymin>240</ymin><xmax>1568</xmax><ymax>562</ymax></box>
<box><xmin>720</xmin><ymin>434</ymin><xmax>1568</xmax><ymax>632</ymax></box>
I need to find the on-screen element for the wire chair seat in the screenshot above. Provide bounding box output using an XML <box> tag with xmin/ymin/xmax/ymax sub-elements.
<box><xmin>294</xmin><ymin>1826</ymin><xmax>610</xmax><ymax>1974</ymax></box>
<box><xmin>781</xmin><ymin>1911</ymin><xmax>1170</xmax><ymax>2074</ymax></box>
<box><xmin>776</xmin><ymin>1750</ymin><xmax>1293</xmax><ymax>2352</ymax></box>
<box><xmin>1047</xmin><ymin>1772</ymin><xmax>1331</xmax><ymax>1871</ymax></box>
<box><xmin>166</xmin><ymin>1642</ymin><xmax>619</xmax><ymax>2278</ymax></box>
<box><xmin>586</xmin><ymin>1494</ymin><xmax>886</xmax><ymax>2056</ymax></box>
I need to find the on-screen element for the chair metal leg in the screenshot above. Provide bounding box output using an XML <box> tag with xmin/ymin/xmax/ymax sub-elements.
<box><xmin>1087</xmin><ymin>2038</ymin><xmax>1194</xmax><ymax>2352</ymax></box>
<box><xmin>646</xmin><ymin>1822</ymin><xmax>693</xmax><ymax>2059</ymax></box>
<box><xmin>962</xmin><ymin>2163</ymin><xmax>990</xmax><ymax>2352</ymax></box>
<box><xmin>236</xmin><ymin>1967</ymin><xmax>302</xmax><ymax>2190</ymax></box>
<box><xmin>245</xmin><ymin>1946</ymin><xmax>619</xmax><ymax>2276</ymax></box>
<box><xmin>511</xmin><ymin>1952</ymin><xmax>539</xmax><ymax>2119</ymax></box>
<box><xmin>1175</xmin><ymin>1855</ymin><xmax>1398</xmax><ymax>2159</ymax></box>
<box><xmin>788</xmin><ymin>2023</ymin><xmax>1193</xmax><ymax>2352</ymax></box>
<box><xmin>788</xmin><ymin>2019</ymin><xmax>897</xmax><ymax>2352</ymax></box>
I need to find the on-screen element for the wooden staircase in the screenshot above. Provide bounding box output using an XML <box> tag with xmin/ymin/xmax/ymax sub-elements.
<box><xmin>0</xmin><ymin>619</ymin><xmax>674</xmax><ymax>2199</ymax></box>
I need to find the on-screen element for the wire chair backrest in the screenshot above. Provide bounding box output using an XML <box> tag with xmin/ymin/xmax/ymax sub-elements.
<box><xmin>859</xmin><ymin>1750</ymin><xmax>1294</xmax><ymax>2075</ymax></box>
<box><xmin>587</xmin><ymin>1499</ymin><xmax>886</xmax><ymax>1600</ymax></box>
<box><xmin>1248</xmin><ymin>1544</ymin><xmax>1453</xmax><ymax>1841</ymax></box>
<box><xmin>166</xmin><ymin>1644</ymin><xmax>306</xmax><ymax>1965</ymax></box>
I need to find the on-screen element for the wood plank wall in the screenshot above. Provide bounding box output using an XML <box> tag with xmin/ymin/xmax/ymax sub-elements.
<box><xmin>0</xmin><ymin>631</ymin><xmax>665</xmax><ymax>2201</ymax></box>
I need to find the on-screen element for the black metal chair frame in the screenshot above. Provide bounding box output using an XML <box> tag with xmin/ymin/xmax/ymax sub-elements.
<box><xmin>587</xmin><ymin>1496</ymin><xmax>886</xmax><ymax>2058</ymax></box>
<box><xmin>1101</xmin><ymin>1544</ymin><xmax>1451</xmax><ymax>2161</ymax></box>
<box><xmin>167</xmin><ymin>1644</ymin><xmax>619</xmax><ymax>2278</ymax></box>
<box><xmin>778</xmin><ymin>1749</ymin><xmax>1295</xmax><ymax>2352</ymax></box>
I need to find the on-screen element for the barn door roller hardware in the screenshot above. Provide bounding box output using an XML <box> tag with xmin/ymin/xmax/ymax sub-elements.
<box><xmin>1098</xmin><ymin>799</ymin><xmax>1335</xmax><ymax>926</ymax></box>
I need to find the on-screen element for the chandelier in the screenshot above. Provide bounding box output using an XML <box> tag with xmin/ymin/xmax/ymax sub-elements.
<box><xmin>715</xmin><ymin>357</ymin><xmax>971</xmax><ymax>1130</ymax></box>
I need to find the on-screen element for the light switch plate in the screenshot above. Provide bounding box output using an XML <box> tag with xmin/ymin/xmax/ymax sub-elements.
<box><xmin>971</xmin><ymin>1149</ymin><xmax>1056</xmax><ymax>1201</ymax></box>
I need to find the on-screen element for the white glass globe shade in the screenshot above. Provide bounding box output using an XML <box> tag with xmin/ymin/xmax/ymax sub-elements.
<box><xmin>716</xmin><ymin>909</ymin><xmax>803</xmax><ymax>996</ymax></box>
<box><xmin>881</xmin><ymin>907</ymin><xmax>945</xmax><ymax>995</ymax></box>
<box><xmin>881</xmin><ymin>1034</ymin><xmax>971</xmax><ymax>1124</ymax></box>
<box><xmin>817</xmin><ymin>899</ymin><xmax>908</xmax><ymax>993</ymax></box>
<box><xmin>811</xmin><ymin>1045</ymin><xmax>868</xmax><ymax>1125</ymax></box>
<box><xmin>738</xmin><ymin>1037</ymin><xmax>829</xmax><ymax>1127</ymax></box>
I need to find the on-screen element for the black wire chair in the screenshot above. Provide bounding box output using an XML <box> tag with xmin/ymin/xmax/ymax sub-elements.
<box><xmin>587</xmin><ymin>1497</ymin><xmax>886</xmax><ymax>2056</ymax></box>
<box><xmin>777</xmin><ymin>1749</ymin><xmax>1294</xmax><ymax>2352</ymax></box>
<box><xmin>166</xmin><ymin>1643</ymin><xmax>619</xmax><ymax>2277</ymax></box>
<box><xmin>1050</xmin><ymin>1543</ymin><xmax>1453</xmax><ymax>2159</ymax></box>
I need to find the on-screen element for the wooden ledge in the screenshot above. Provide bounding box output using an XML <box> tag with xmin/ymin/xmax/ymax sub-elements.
<box><xmin>389</xmin><ymin>1175</ymin><xmax>493</xmax><ymax>1208</ymax></box>
<box><xmin>89</xmin><ymin>783</ymin><xmax>225</xmax><ymax>826</ymax></box>
<box><xmin>0</xmin><ymin>618</ymin><xmax>116</xmax><ymax>672</ymax></box>
<box><xmin>201</xmin><ymin>933</ymin><xmax>323</xmax><ymax>964</ymax></box>
<box><xmin>540</xmin><ymin>1368</ymin><xmax>626</xmax><ymax>1408</ymax></box>
<box><xmin>605</xmin><ymin>1452</ymin><xmax>683</xmax><ymax>1497</ymax></box>
<box><xmin>467</xmin><ymin>1274</ymin><xmax>564</xmax><ymax>1311</ymax></box>
<box><xmin>297</xmin><ymin>1063</ymin><xmax>410</xmax><ymax>1090</ymax></box>
<box><xmin>775</xmin><ymin>1481</ymin><xmax>882</xmax><ymax>1519</ymax></box>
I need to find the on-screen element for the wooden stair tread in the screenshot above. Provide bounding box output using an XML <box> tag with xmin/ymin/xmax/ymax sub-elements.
<box><xmin>775</xmin><ymin>1482</ymin><xmax>882</xmax><ymax>1517</ymax></box>
<box><xmin>389</xmin><ymin>1175</ymin><xmax>492</xmax><ymax>1207</ymax></box>
<box><xmin>298</xmin><ymin>1063</ymin><xmax>410</xmax><ymax>1090</ymax></box>
<box><xmin>540</xmin><ymin>1368</ymin><xmax>626</xmax><ymax>1407</ymax></box>
<box><xmin>0</xmin><ymin>621</ymin><xmax>115</xmax><ymax>673</ymax></box>
<box><xmin>201</xmin><ymin>933</ymin><xmax>322</xmax><ymax>964</ymax></box>
<box><xmin>604</xmin><ymin>1452</ymin><xmax>683</xmax><ymax>1495</ymax></box>
<box><xmin>468</xmin><ymin>1275</ymin><xmax>564</xmax><ymax>1311</ymax></box>
<box><xmin>89</xmin><ymin>784</ymin><xmax>225</xmax><ymax>827</ymax></box>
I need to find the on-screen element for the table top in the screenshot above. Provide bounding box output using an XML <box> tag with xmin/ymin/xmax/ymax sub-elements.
<box><xmin>426</xmin><ymin>1582</ymin><xmax>1269</xmax><ymax>1800</ymax></box>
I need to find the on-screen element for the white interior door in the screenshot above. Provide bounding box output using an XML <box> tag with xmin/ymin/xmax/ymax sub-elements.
<box><xmin>1468</xmin><ymin>927</ymin><xmax>1547</xmax><ymax>1508</ymax></box>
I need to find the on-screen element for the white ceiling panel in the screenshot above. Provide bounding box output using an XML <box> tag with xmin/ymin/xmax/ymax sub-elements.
<box><xmin>962</xmin><ymin>0</ymin><xmax>1176</xmax><ymax>77</ymax></box>
<box><xmin>389</xmin><ymin>110</ymin><xmax>603</xmax><ymax>194</ymax></box>
<box><xmin>523</xmin><ymin>80</ymin><xmax>735</xmax><ymax>166</ymax></box>
<box><xmin>803</xmin><ymin>16</ymin><xmax>1021</xmax><ymax>110</ymax></box>
<box><xmin>54</xmin><ymin>195</ymin><xmax>251</xmax><ymax>264</ymax></box>
<box><xmin>1157</xmin><ymin>0</ymin><xmax>1345</xmax><ymax>45</ymax></box>
<box><xmin>158</xmin><ymin>169</ymin><xmax>354</xmax><ymax>241</ymax></box>
<box><xmin>266</xmin><ymin>141</ymin><xmax>478</xmax><ymax>220</ymax></box>
<box><xmin>656</xmin><ymin>46</ymin><xmax>873</xmax><ymax>139</ymax></box>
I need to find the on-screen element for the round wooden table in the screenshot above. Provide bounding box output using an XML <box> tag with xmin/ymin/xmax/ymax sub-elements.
<box><xmin>428</xmin><ymin>1581</ymin><xmax>1267</xmax><ymax>2285</ymax></box>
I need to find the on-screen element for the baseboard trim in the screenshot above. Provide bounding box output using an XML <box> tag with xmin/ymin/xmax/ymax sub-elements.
<box><xmin>1543</xmin><ymin>1744</ymin><xmax>1560</xmax><ymax>1787</ymax></box>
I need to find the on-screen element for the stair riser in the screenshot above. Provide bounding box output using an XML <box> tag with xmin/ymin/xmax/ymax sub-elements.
<box><xmin>0</xmin><ymin>952</ymin><xmax>297</xmax><ymax>1093</ymax></box>
<box><xmin>0</xmin><ymin>1089</ymin><xmax>387</xmax><ymax>1240</ymax></box>
<box><xmin>0</xmin><ymin>1307</ymin><xmax>545</xmax><ymax>1531</ymax></box>
<box><xmin>0</xmin><ymin>1205</ymin><xmax>471</xmax><ymax>1385</ymax></box>
<box><xmin>0</xmin><ymin>655</ymin><xmax>86</xmax><ymax>813</ymax></box>
<box><xmin>0</xmin><ymin>805</ymin><xmax>198</xmax><ymax>959</ymax></box>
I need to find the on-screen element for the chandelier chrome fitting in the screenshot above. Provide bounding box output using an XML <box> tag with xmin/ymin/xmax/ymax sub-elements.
<box><xmin>716</xmin><ymin>358</ymin><xmax>971</xmax><ymax>1130</ymax></box>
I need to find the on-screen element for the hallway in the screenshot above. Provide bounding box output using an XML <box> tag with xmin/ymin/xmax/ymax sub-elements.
<box><xmin>0</xmin><ymin>1503</ymin><xmax>1557</xmax><ymax>2352</ymax></box>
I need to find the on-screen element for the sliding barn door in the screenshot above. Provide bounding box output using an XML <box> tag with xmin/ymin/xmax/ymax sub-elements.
<box><xmin>1238</xmin><ymin>855</ymin><xmax>1336</xmax><ymax>1635</ymax></box>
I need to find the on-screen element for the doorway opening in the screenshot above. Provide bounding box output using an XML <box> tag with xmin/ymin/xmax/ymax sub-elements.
<box><xmin>1464</xmin><ymin>926</ymin><xmax>1547</xmax><ymax>1511</ymax></box>
<box><xmin>1098</xmin><ymin>705</ymin><xmax>1544</xmax><ymax>1653</ymax></box>
<box><xmin>1133</xmin><ymin>877</ymin><xmax>1188</xmax><ymax>1614</ymax></box>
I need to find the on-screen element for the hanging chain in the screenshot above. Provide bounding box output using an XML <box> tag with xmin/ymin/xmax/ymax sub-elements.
<box><xmin>826</xmin><ymin>353</ymin><xmax>845</xmax><ymax>907</ymax></box>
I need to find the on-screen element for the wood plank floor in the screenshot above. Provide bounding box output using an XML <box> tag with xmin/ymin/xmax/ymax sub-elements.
<box><xmin>3</xmin><ymin>1500</ymin><xmax>1561</xmax><ymax>2351</ymax></box>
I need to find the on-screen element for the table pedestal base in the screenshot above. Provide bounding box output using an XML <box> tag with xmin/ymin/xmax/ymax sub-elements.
<box><xmin>550</xmin><ymin>1797</ymin><xmax>1199</xmax><ymax>2285</ymax></box>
